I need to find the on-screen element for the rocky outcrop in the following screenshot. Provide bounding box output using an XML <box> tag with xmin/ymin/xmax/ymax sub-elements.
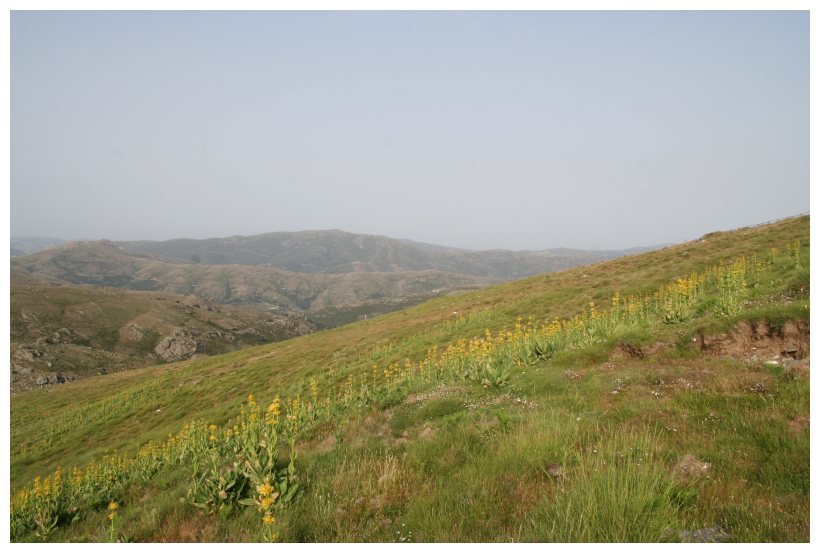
<box><xmin>11</xmin><ymin>364</ymin><xmax>76</xmax><ymax>390</ymax></box>
<box><xmin>11</xmin><ymin>274</ymin><xmax>317</xmax><ymax>392</ymax></box>
<box><xmin>154</xmin><ymin>329</ymin><xmax>204</xmax><ymax>362</ymax></box>
<box><xmin>119</xmin><ymin>323</ymin><xmax>145</xmax><ymax>343</ymax></box>
<box><xmin>13</xmin><ymin>348</ymin><xmax>42</xmax><ymax>362</ymax></box>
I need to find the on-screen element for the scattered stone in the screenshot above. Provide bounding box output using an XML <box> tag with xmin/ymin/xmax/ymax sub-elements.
<box><xmin>598</xmin><ymin>361</ymin><xmax>616</xmax><ymax>373</ymax></box>
<box><xmin>545</xmin><ymin>463</ymin><xmax>563</xmax><ymax>480</ymax></box>
<box><xmin>674</xmin><ymin>378</ymin><xmax>694</xmax><ymax>390</ymax></box>
<box><xmin>749</xmin><ymin>381</ymin><xmax>768</xmax><ymax>394</ymax></box>
<box><xmin>465</xmin><ymin>392</ymin><xmax>537</xmax><ymax>410</ymax></box>
<box><xmin>677</xmin><ymin>526</ymin><xmax>732</xmax><ymax>543</ymax></box>
<box><xmin>673</xmin><ymin>454</ymin><xmax>711</xmax><ymax>481</ymax></box>
<box><xmin>406</xmin><ymin>384</ymin><xmax>461</xmax><ymax>404</ymax></box>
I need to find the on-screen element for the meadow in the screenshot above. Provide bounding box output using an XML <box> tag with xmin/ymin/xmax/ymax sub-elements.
<box><xmin>9</xmin><ymin>215</ymin><xmax>809</xmax><ymax>542</ymax></box>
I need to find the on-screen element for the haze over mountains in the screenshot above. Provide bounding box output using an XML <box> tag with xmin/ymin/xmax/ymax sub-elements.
<box><xmin>120</xmin><ymin>229</ymin><xmax>663</xmax><ymax>278</ymax></box>
<box><xmin>11</xmin><ymin>231</ymin><xmax>663</xmax><ymax>318</ymax></box>
<box><xmin>10</xmin><ymin>236</ymin><xmax>65</xmax><ymax>257</ymax></box>
<box><xmin>10</xmin><ymin>240</ymin><xmax>488</xmax><ymax>319</ymax></box>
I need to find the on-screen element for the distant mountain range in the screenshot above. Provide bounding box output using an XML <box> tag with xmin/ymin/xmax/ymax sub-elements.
<box><xmin>117</xmin><ymin>230</ymin><xmax>663</xmax><ymax>280</ymax></box>
<box><xmin>9</xmin><ymin>229</ymin><xmax>668</xmax><ymax>390</ymax></box>
<box><xmin>10</xmin><ymin>230</ymin><xmax>666</xmax><ymax>328</ymax></box>
<box><xmin>10</xmin><ymin>236</ymin><xmax>65</xmax><ymax>257</ymax></box>
<box><xmin>10</xmin><ymin>240</ymin><xmax>489</xmax><ymax>327</ymax></box>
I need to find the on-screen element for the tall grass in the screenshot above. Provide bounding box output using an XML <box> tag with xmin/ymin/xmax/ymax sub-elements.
<box><xmin>524</xmin><ymin>430</ymin><xmax>687</xmax><ymax>542</ymax></box>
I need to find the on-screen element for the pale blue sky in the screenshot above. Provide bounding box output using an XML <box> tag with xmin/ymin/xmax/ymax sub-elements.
<box><xmin>10</xmin><ymin>11</ymin><xmax>809</xmax><ymax>250</ymax></box>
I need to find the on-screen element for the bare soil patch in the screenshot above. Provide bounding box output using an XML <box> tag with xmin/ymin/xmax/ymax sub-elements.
<box><xmin>694</xmin><ymin>320</ymin><xmax>809</xmax><ymax>361</ymax></box>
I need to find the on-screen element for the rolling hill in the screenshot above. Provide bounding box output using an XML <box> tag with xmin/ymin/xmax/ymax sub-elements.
<box><xmin>117</xmin><ymin>229</ymin><xmax>662</xmax><ymax>279</ymax></box>
<box><xmin>10</xmin><ymin>240</ymin><xmax>489</xmax><ymax>327</ymax></box>
<box><xmin>10</xmin><ymin>274</ymin><xmax>313</xmax><ymax>392</ymax></box>
<box><xmin>9</xmin><ymin>215</ymin><xmax>809</xmax><ymax>542</ymax></box>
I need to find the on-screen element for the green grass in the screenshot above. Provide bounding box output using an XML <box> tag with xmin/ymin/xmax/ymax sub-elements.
<box><xmin>9</xmin><ymin>215</ymin><xmax>810</xmax><ymax>542</ymax></box>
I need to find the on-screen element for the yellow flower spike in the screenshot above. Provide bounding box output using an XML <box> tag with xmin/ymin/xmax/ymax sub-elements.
<box><xmin>108</xmin><ymin>501</ymin><xmax>119</xmax><ymax>511</ymax></box>
<box><xmin>267</xmin><ymin>397</ymin><xmax>281</xmax><ymax>417</ymax></box>
<box><xmin>256</xmin><ymin>483</ymin><xmax>274</xmax><ymax>496</ymax></box>
<box><xmin>262</xmin><ymin>514</ymin><xmax>275</xmax><ymax>526</ymax></box>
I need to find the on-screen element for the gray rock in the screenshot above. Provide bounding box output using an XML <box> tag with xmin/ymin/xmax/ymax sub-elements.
<box><xmin>678</xmin><ymin>526</ymin><xmax>732</xmax><ymax>543</ymax></box>
<box><xmin>11</xmin><ymin>364</ymin><xmax>33</xmax><ymax>375</ymax></box>
<box><xmin>673</xmin><ymin>454</ymin><xmax>711</xmax><ymax>481</ymax></box>
<box><xmin>154</xmin><ymin>329</ymin><xmax>203</xmax><ymax>362</ymax></box>
<box><xmin>545</xmin><ymin>463</ymin><xmax>564</xmax><ymax>480</ymax></box>
<box><xmin>13</xmin><ymin>348</ymin><xmax>42</xmax><ymax>362</ymax></box>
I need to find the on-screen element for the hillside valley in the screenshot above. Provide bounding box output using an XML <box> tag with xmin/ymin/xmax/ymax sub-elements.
<box><xmin>9</xmin><ymin>215</ymin><xmax>810</xmax><ymax>542</ymax></box>
<box><xmin>10</xmin><ymin>240</ymin><xmax>490</xmax><ymax>326</ymax></box>
<box><xmin>11</xmin><ymin>231</ymin><xmax>662</xmax><ymax>329</ymax></box>
<box><xmin>10</xmin><ymin>274</ymin><xmax>313</xmax><ymax>392</ymax></box>
<box><xmin>117</xmin><ymin>229</ymin><xmax>661</xmax><ymax>278</ymax></box>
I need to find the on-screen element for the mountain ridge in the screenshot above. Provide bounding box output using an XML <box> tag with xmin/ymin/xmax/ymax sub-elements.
<box><xmin>10</xmin><ymin>240</ymin><xmax>490</xmax><ymax>326</ymax></box>
<box><xmin>116</xmin><ymin>229</ymin><xmax>665</xmax><ymax>278</ymax></box>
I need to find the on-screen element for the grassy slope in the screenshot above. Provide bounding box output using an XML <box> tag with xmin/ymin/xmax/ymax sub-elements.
<box><xmin>10</xmin><ymin>275</ymin><xmax>312</xmax><ymax>391</ymax></box>
<box><xmin>10</xmin><ymin>215</ymin><xmax>809</xmax><ymax>542</ymax></box>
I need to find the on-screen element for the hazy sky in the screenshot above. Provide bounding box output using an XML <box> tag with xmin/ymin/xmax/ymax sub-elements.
<box><xmin>10</xmin><ymin>11</ymin><xmax>809</xmax><ymax>250</ymax></box>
